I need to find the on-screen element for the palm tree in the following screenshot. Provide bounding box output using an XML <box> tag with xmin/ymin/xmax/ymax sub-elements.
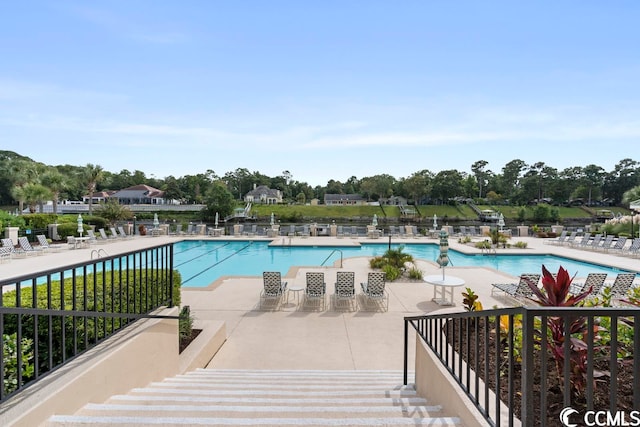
<box><xmin>383</xmin><ymin>246</ymin><xmax>414</xmax><ymax>269</ymax></box>
<box><xmin>21</xmin><ymin>183</ymin><xmax>52</xmax><ymax>213</ymax></box>
<box><xmin>41</xmin><ymin>169</ymin><xmax>68</xmax><ymax>216</ymax></box>
<box><xmin>8</xmin><ymin>159</ymin><xmax>38</xmax><ymax>214</ymax></box>
<box><xmin>83</xmin><ymin>164</ymin><xmax>104</xmax><ymax>215</ymax></box>
<box><xmin>96</xmin><ymin>199</ymin><xmax>132</xmax><ymax>227</ymax></box>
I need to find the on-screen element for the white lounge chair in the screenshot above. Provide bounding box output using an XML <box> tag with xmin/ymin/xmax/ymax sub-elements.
<box><xmin>570</xmin><ymin>233</ymin><xmax>592</xmax><ymax>248</ymax></box>
<box><xmin>303</xmin><ymin>272</ymin><xmax>326</xmax><ymax>311</ymax></box>
<box><xmin>622</xmin><ymin>238</ymin><xmax>640</xmax><ymax>257</ymax></box>
<box><xmin>36</xmin><ymin>234</ymin><xmax>65</xmax><ymax>252</ymax></box>
<box><xmin>117</xmin><ymin>226</ymin><xmax>132</xmax><ymax>239</ymax></box>
<box><xmin>608</xmin><ymin>237</ymin><xmax>627</xmax><ymax>253</ymax></box>
<box><xmin>259</xmin><ymin>272</ymin><xmax>288</xmax><ymax>310</ymax></box>
<box><xmin>569</xmin><ymin>273</ymin><xmax>607</xmax><ymax>295</ymax></box>
<box><xmin>1</xmin><ymin>238</ymin><xmax>23</xmax><ymax>259</ymax></box>
<box><xmin>18</xmin><ymin>237</ymin><xmax>44</xmax><ymax>256</ymax></box>
<box><xmin>596</xmin><ymin>235</ymin><xmax>615</xmax><ymax>252</ymax></box>
<box><xmin>85</xmin><ymin>230</ymin><xmax>99</xmax><ymax>245</ymax></box>
<box><xmin>560</xmin><ymin>231</ymin><xmax>578</xmax><ymax>246</ymax></box>
<box><xmin>584</xmin><ymin>234</ymin><xmax>602</xmax><ymax>250</ymax></box>
<box><xmin>110</xmin><ymin>227</ymin><xmax>122</xmax><ymax>239</ymax></box>
<box><xmin>99</xmin><ymin>228</ymin><xmax>114</xmax><ymax>241</ymax></box>
<box><xmin>491</xmin><ymin>274</ymin><xmax>541</xmax><ymax>299</ymax></box>
<box><xmin>545</xmin><ymin>230</ymin><xmax>567</xmax><ymax>245</ymax></box>
<box><xmin>608</xmin><ymin>273</ymin><xmax>637</xmax><ymax>298</ymax></box>
<box><xmin>0</xmin><ymin>247</ymin><xmax>12</xmax><ymax>263</ymax></box>
<box><xmin>360</xmin><ymin>272</ymin><xmax>388</xmax><ymax>311</ymax></box>
<box><xmin>333</xmin><ymin>271</ymin><xmax>357</xmax><ymax>311</ymax></box>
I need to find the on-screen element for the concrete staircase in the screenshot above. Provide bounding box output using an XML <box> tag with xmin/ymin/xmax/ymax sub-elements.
<box><xmin>46</xmin><ymin>369</ymin><xmax>460</xmax><ymax>426</ymax></box>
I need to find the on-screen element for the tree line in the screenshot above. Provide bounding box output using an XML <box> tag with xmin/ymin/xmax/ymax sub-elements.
<box><xmin>1</xmin><ymin>151</ymin><xmax>639</xmax><ymax>217</ymax></box>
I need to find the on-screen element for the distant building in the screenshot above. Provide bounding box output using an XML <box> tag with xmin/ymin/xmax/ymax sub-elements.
<box><xmin>380</xmin><ymin>196</ymin><xmax>407</xmax><ymax>206</ymax></box>
<box><xmin>244</xmin><ymin>185</ymin><xmax>283</xmax><ymax>204</ymax></box>
<box><xmin>108</xmin><ymin>185</ymin><xmax>169</xmax><ymax>205</ymax></box>
<box><xmin>82</xmin><ymin>191</ymin><xmax>113</xmax><ymax>205</ymax></box>
<box><xmin>324</xmin><ymin>194</ymin><xmax>367</xmax><ymax>206</ymax></box>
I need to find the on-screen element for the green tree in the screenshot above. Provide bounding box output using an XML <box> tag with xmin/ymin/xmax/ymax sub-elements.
<box><xmin>83</xmin><ymin>164</ymin><xmax>104</xmax><ymax>215</ymax></box>
<box><xmin>360</xmin><ymin>174</ymin><xmax>396</xmax><ymax>201</ymax></box>
<box><xmin>500</xmin><ymin>159</ymin><xmax>527</xmax><ymax>202</ymax></box>
<box><xmin>403</xmin><ymin>170</ymin><xmax>433</xmax><ymax>204</ymax></box>
<box><xmin>325</xmin><ymin>179</ymin><xmax>344</xmax><ymax>195</ymax></box>
<box><xmin>582</xmin><ymin>164</ymin><xmax>605</xmax><ymax>205</ymax></box>
<box><xmin>18</xmin><ymin>183</ymin><xmax>52</xmax><ymax>213</ymax></box>
<box><xmin>622</xmin><ymin>185</ymin><xmax>640</xmax><ymax>206</ymax></box>
<box><xmin>41</xmin><ymin>169</ymin><xmax>68</xmax><ymax>215</ymax></box>
<box><xmin>95</xmin><ymin>199</ymin><xmax>133</xmax><ymax>226</ymax></box>
<box><xmin>431</xmin><ymin>170</ymin><xmax>463</xmax><ymax>204</ymax></box>
<box><xmin>162</xmin><ymin>176</ymin><xmax>185</xmax><ymax>203</ymax></box>
<box><xmin>471</xmin><ymin>160</ymin><xmax>489</xmax><ymax>198</ymax></box>
<box><xmin>201</xmin><ymin>182</ymin><xmax>235</xmax><ymax>220</ymax></box>
<box><xmin>8</xmin><ymin>159</ymin><xmax>38</xmax><ymax>213</ymax></box>
<box><xmin>603</xmin><ymin>158</ymin><xmax>639</xmax><ymax>205</ymax></box>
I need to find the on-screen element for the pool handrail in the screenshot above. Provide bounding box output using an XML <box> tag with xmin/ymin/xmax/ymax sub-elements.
<box><xmin>321</xmin><ymin>249</ymin><xmax>343</xmax><ymax>268</ymax></box>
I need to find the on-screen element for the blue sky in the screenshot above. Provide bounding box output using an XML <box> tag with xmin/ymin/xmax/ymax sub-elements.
<box><xmin>1</xmin><ymin>1</ymin><xmax>639</xmax><ymax>186</ymax></box>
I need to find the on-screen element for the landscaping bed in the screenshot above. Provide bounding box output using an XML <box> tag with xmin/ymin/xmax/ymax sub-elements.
<box><xmin>445</xmin><ymin>317</ymin><xmax>635</xmax><ymax>425</ymax></box>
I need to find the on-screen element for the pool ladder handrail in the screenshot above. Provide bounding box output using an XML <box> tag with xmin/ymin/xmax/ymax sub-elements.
<box><xmin>321</xmin><ymin>249</ymin><xmax>343</xmax><ymax>268</ymax></box>
<box><xmin>91</xmin><ymin>248</ymin><xmax>110</xmax><ymax>259</ymax></box>
<box><xmin>481</xmin><ymin>245</ymin><xmax>496</xmax><ymax>256</ymax></box>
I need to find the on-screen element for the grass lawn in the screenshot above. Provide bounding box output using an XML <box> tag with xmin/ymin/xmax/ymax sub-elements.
<box><xmin>250</xmin><ymin>203</ymin><xmax>631</xmax><ymax>222</ymax></box>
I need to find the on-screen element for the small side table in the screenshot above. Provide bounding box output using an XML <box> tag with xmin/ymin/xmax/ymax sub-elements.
<box><xmin>288</xmin><ymin>285</ymin><xmax>305</xmax><ymax>309</ymax></box>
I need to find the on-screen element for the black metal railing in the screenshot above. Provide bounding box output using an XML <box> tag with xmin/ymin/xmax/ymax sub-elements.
<box><xmin>0</xmin><ymin>243</ymin><xmax>177</xmax><ymax>403</ymax></box>
<box><xmin>405</xmin><ymin>306</ymin><xmax>640</xmax><ymax>427</ymax></box>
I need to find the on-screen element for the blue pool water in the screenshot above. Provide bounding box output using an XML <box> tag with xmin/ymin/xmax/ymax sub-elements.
<box><xmin>174</xmin><ymin>240</ymin><xmax>632</xmax><ymax>287</ymax></box>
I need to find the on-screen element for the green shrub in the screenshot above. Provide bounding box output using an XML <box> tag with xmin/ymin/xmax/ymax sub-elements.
<box><xmin>2</xmin><ymin>269</ymin><xmax>182</xmax><ymax>375</ymax></box>
<box><xmin>83</xmin><ymin>215</ymin><xmax>109</xmax><ymax>230</ymax></box>
<box><xmin>3</xmin><ymin>333</ymin><xmax>35</xmax><ymax>395</ymax></box>
<box><xmin>179</xmin><ymin>305</ymin><xmax>194</xmax><ymax>342</ymax></box>
<box><xmin>533</xmin><ymin>204</ymin><xmax>552</xmax><ymax>222</ymax></box>
<box><xmin>55</xmin><ymin>222</ymin><xmax>85</xmax><ymax>239</ymax></box>
<box><xmin>461</xmin><ymin>287</ymin><xmax>482</xmax><ymax>312</ymax></box>
<box><xmin>382</xmin><ymin>264</ymin><xmax>401</xmax><ymax>281</ymax></box>
<box><xmin>475</xmin><ymin>240</ymin><xmax>492</xmax><ymax>249</ymax></box>
<box><xmin>408</xmin><ymin>267</ymin><xmax>423</xmax><ymax>280</ymax></box>
<box><xmin>21</xmin><ymin>213</ymin><xmax>58</xmax><ymax>229</ymax></box>
<box><xmin>369</xmin><ymin>256</ymin><xmax>386</xmax><ymax>269</ymax></box>
<box><xmin>0</xmin><ymin>211</ymin><xmax>26</xmax><ymax>234</ymax></box>
<box><xmin>514</xmin><ymin>241</ymin><xmax>528</xmax><ymax>249</ymax></box>
<box><xmin>383</xmin><ymin>247</ymin><xmax>413</xmax><ymax>268</ymax></box>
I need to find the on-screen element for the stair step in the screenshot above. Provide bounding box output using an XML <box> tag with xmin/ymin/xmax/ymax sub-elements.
<box><xmin>47</xmin><ymin>415</ymin><xmax>460</xmax><ymax>426</ymax></box>
<box><xmin>77</xmin><ymin>402</ymin><xmax>443</xmax><ymax>417</ymax></box>
<box><xmin>45</xmin><ymin>369</ymin><xmax>460</xmax><ymax>427</ymax></box>
<box><xmin>109</xmin><ymin>394</ymin><xmax>429</xmax><ymax>406</ymax></box>
<box><xmin>128</xmin><ymin>387</ymin><xmax>419</xmax><ymax>397</ymax></box>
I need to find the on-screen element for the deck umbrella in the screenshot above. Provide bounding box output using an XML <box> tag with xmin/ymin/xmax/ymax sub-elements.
<box><xmin>77</xmin><ymin>214</ymin><xmax>84</xmax><ymax>237</ymax></box>
<box><xmin>436</xmin><ymin>229</ymin><xmax>450</xmax><ymax>280</ymax></box>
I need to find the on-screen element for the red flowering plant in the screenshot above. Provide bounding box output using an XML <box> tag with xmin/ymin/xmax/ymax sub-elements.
<box><xmin>526</xmin><ymin>265</ymin><xmax>600</xmax><ymax>395</ymax></box>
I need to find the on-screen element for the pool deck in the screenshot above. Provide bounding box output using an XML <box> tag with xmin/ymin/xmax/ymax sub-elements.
<box><xmin>1</xmin><ymin>234</ymin><xmax>638</xmax><ymax>374</ymax></box>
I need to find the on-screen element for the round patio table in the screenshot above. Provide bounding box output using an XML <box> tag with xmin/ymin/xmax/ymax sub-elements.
<box><xmin>424</xmin><ymin>275</ymin><xmax>465</xmax><ymax>306</ymax></box>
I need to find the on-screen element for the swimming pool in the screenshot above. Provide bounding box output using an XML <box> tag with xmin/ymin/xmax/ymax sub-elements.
<box><xmin>174</xmin><ymin>240</ymin><xmax>633</xmax><ymax>287</ymax></box>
